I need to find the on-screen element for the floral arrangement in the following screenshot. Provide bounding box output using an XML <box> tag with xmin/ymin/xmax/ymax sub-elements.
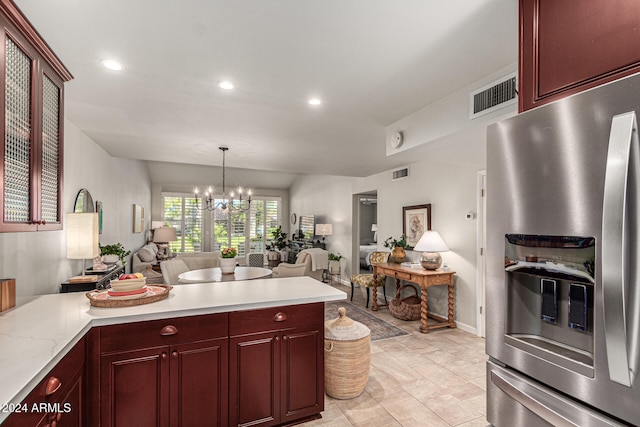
<box><xmin>221</xmin><ymin>247</ymin><xmax>238</xmax><ymax>258</ymax></box>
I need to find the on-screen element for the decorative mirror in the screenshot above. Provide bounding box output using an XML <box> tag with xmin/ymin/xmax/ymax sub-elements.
<box><xmin>73</xmin><ymin>188</ymin><xmax>95</xmax><ymax>213</ymax></box>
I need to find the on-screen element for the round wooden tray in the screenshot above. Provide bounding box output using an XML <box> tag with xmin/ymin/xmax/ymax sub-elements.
<box><xmin>86</xmin><ymin>285</ymin><xmax>173</xmax><ymax>308</ymax></box>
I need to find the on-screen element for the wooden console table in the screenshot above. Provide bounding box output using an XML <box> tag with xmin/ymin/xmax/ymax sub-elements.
<box><xmin>373</xmin><ymin>263</ymin><xmax>456</xmax><ymax>333</ymax></box>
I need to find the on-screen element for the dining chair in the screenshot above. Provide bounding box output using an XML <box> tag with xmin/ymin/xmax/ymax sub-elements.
<box><xmin>160</xmin><ymin>259</ymin><xmax>190</xmax><ymax>285</ymax></box>
<box><xmin>349</xmin><ymin>251</ymin><xmax>389</xmax><ymax>308</ymax></box>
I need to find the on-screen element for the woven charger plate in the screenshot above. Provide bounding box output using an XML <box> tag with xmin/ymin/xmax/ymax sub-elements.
<box><xmin>86</xmin><ymin>285</ymin><xmax>173</xmax><ymax>308</ymax></box>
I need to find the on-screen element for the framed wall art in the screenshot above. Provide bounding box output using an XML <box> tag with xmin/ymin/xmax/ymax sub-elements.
<box><xmin>403</xmin><ymin>204</ymin><xmax>432</xmax><ymax>249</ymax></box>
<box><xmin>133</xmin><ymin>204</ymin><xmax>144</xmax><ymax>233</ymax></box>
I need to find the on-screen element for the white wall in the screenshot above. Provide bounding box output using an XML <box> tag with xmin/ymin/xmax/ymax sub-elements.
<box><xmin>289</xmin><ymin>174</ymin><xmax>363</xmax><ymax>278</ymax></box>
<box><xmin>0</xmin><ymin>120</ymin><xmax>151</xmax><ymax>297</ymax></box>
<box><xmin>287</xmin><ymin>62</ymin><xmax>523</xmax><ymax>334</ymax></box>
<box><xmin>289</xmin><ymin>132</ymin><xmax>484</xmax><ymax>332</ymax></box>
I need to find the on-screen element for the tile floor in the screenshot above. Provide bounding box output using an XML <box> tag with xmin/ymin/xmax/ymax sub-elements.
<box><xmin>304</xmin><ymin>282</ymin><xmax>489</xmax><ymax>427</ymax></box>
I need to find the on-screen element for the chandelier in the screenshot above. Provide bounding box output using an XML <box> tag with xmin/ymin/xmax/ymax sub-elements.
<box><xmin>194</xmin><ymin>146</ymin><xmax>252</xmax><ymax>212</ymax></box>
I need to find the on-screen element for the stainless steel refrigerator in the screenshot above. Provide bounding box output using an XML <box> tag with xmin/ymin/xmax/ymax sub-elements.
<box><xmin>486</xmin><ymin>72</ymin><xmax>640</xmax><ymax>426</ymax></box>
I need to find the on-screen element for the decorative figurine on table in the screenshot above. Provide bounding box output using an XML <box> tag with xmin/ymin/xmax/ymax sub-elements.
<box><xmin>92</xmin><ymin>256</ymin><xmax>108</xmax><ymax>271</ymax></box>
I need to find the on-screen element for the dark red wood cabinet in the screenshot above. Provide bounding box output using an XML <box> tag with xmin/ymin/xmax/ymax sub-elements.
<box><xmin>93</xmin><ymin>313</ymin><xmax>229</xmax><ymax>427</ymax></box>
<box><xmin>0</xmin><ymin>0</ymin><xmax>72</xmax><ymax>232</ymax></box>
<box><xmin>519</xmin><ymin>0</ymin><xmax>640</xmax><ymax>112</ymax></box>
<box><xmin>3</xmin><ymin>337</ymin><xmax>85</xmax><ymax>427</ymax></box>
<box><xmin>5</xmin><ymin>303</ymin><xmax>325</xmax><ymax>427</ymax></box>
<box><xmin>229</xmin><ymin>303</ymin><xmax>324</xmax><ymax>427</ymax></box>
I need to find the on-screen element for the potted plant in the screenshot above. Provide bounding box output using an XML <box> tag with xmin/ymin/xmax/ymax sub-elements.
<box><xmin>220</xmin><ymin>247</ymin><xmax>238</xmax><ymax>274</ymax></box>
<box><xmin>267</xmin><ymin>226</ymin><xmax>289</xmax><ymax>261</ymax></box>
<box><xmin>99</xmin><ymin>243</ymin><xmax>131</xmax><ymax>265</ymax></box>
<box><xmin>383</xmin><ymin>234</ymin><xmax>408</xmax><ymax>263</ymax></box>
<box><xmin>328</xmin><ymin>253</ymin><xmax>343</xmax><ymax>274</ymax></box>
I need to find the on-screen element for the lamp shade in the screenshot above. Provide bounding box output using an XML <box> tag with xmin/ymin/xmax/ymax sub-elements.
<box><xmin>66</xmin><ymin>213</ymin><xmax>99</xmax><ymax>259</ymax></box>
<box><xmin>153</xmin><ymin>227</ymin><xmax>177</xmax><ymax>243</ymax></box>
<box><xmin>151</xmin><ymin>221</ymin><xmax>164</xmax><ymax>230</ymax></box>
<box><xmin>315</xmin><ymin>223</ymin><xmax>333</xmax><ymax>236</ymax></box>
<box><xmin>413</xmin><ymin>231</ymin><xmax>449</xmax><ymax>252</ymax></box>
<box><xmin>371</xmin><ymin>224</ymin><xmax>378</xmax><ymax>232</ymax></box>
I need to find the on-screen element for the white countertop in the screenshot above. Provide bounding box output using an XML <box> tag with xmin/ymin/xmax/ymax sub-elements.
<box><xmin>0</xmin><ymin>277</ymin><xmax>346</xmax><ymax>422</ymax></box>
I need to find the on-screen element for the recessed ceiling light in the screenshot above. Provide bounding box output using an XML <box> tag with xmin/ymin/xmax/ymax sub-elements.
<box><xmin>101</xmin><ymin>59</ymin><xmax>123</xmax><ymax>71</ymax></box>
<box><xmin>308</xmin><ymin>98</ymin><xmax>322</xmax><ymax>106</ymax></box>
<box><xmin>218</xmin><ymin>81</ymin><xmax>235</xmax><ymax>90</ymax></box>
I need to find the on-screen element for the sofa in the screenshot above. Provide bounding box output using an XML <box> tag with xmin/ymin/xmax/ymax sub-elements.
<box><xmin>131</xmin><ymin>242</ymin><xmax>161</xmax><ymax>273</ymax></box>
<box><xmin>176</xmin><ymin>252</ymin><xmax>221</xmax><ymax>270</ymax></box>
<box><xmin>132</xmin><ymin>244</ymin><xmax>221</xmax><ymax>273</ymax></box>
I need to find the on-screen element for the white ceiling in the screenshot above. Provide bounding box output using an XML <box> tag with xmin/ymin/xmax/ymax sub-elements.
<box><xmin>15</xmin><ymin>0</ymin><xmax>517</xmax><ymax>179</ymax></box>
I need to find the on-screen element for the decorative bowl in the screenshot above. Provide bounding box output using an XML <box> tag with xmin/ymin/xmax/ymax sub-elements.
<box><xmin>103</xmin><ymin>255</ymin><xmax>119</xmax><ymax>264</ymax></box>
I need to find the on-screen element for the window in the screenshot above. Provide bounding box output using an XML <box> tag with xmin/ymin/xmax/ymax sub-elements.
<box><xmin>162</xmin><ymin>193</ymin><xmax>281</xmax><ymax>257</ymax></box>
<box><xmin>162</xmin><ymin>195</ymin><xmax>202</xmax><ymax>253</ymax></box>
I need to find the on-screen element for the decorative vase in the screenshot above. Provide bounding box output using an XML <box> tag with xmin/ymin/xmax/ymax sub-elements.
<box><xmin>389</xmin><ymin>247</ymin><xmax>406</xmax><ymax>263</ymax></box>
<box><xmin>220</xmin><ymin>257</ymin><xmax>236</xmax><ymax>274</ymax></box>
<box><xmin>329</xmin><ymin>260</ymin><xmax>341</xmax><ymax>275</ymax></box>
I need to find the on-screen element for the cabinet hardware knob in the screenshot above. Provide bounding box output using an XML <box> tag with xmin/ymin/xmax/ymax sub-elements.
<box><xmin>160</xmin><ymin>325</ymin><xmax>178</xmax><ymax>336</ymax></box>
<box><xmin>162</xmin><ymin>353</ymin><xmax>167</xmax><ymax>360</ymax></box>
<box><xmin>275</xmin><ymin>336</ymin><xmax>279</xmax><ymax>342</ymax></box>
<box><xmin>45</xmin><ymin>376</ymin><xmax>61</xmax><ymax>396</ymax></box>
<box><xmin>273</xmin><ymin>312</ymin><xmax>287</xmax><ymax>322</ymax></box>
<box><xmin>172</xmin><ymin>351</ymin><xmax>178</xmax><ymax>359</ymax></box>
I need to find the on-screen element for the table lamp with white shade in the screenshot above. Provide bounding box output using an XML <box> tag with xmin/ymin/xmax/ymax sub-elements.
<box><xmin>153</xmin><ymin>226</ymin><xmax>177</xmax><ymax>259</ymax></box>
<box><xmin>148</xmin><ymin>220</ymin><xmax>165</xmax><ymax>243</ymax></box>
<box><xmin>371</xmin><ymin>224</ymin><xmax>378</xmax><ymax>242</ymax></box>
<box><xmin>413</xmin><ymin>230</ymin><xmax>449</xmax><ymax>270</ymax></box>
<box><xmin>66</xmin><ymin>213</ymin><xmax>99</xmax><ymax>279</ymax></box>
<box><xmin>315</xmin><ymin>223</ymin><xmax>333</xmax><ymax>242</ymax></box>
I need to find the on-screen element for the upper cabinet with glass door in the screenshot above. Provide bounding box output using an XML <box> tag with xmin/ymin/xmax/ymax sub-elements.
<box><xmin>0</xmin><ymin>0</ymin><xmax>72</xmax><ymax>232</ymax></box>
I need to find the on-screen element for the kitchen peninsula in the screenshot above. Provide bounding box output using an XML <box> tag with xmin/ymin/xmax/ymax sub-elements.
<box><xmin>0</xmin><ymin>277</ymin><xmax>346</xmax><ymax>426</ymax></box>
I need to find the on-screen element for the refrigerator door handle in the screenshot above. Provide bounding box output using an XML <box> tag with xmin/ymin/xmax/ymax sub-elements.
<box><xmin>490</xmin><ymin>370</ymin><xmax>579</xmax><ymax>427</ymax></box>
<box><xmin>602</xmin><ymin>111</ymin><xmax>639</xmax><ymax>387</ymax></box>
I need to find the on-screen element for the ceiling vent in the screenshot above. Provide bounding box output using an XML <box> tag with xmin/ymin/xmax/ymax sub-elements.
<box><xmin>392</xmin><ymin>167</ymin><xmax>409</xmax><ymax>181</ymax></box>
<box><xmin>469</xmin><ymin>73</ymin><xmax>517</xmax><ymax>119</ymax></box>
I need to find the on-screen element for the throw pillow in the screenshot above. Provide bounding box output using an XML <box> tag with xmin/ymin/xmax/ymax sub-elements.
<box><xmin>138</xmin><ymin>245</ymin><xmax>155</xmax><ymax>262</ymax></box>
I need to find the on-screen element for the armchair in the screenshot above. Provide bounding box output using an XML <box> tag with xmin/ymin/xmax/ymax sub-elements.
<box><xmin>272</xmin><ymin>251</ymin><xmax>324</xmax><ymax>281</ymax></box>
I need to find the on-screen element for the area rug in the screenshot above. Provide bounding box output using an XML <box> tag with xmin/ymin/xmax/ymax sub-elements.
<box><xmin>324</xmin><ymin>301</ymin><xmax>409</xmax><ymax>341</ymax></box>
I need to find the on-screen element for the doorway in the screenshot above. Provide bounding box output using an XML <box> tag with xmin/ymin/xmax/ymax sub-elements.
<box><xmin>352</xmin><ymin>192</ymin><xmax>378</xmax><ymax>278</ymax></box>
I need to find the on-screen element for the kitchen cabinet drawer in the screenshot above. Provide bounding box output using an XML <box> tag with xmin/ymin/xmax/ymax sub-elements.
<box><xmin>229</xmin><ymin>303</ymin><xmax>323</xmax><ymax>336</ymax></box>
<box><xmin>99</xmin><ymin>313</ymin><xmax>228</xmax><ymax>353</ymax></box>
<box><xmin>3</xmin><ymin>337</ymin><xmax>85</xmax><ymax>427</ymax></box>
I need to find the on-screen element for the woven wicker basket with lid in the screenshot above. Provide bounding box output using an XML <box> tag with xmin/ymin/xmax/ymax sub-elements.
<box><xmin>324</xmin><ymin>306</ymin><xmax>371</xmax><ymax>399</ymax></box>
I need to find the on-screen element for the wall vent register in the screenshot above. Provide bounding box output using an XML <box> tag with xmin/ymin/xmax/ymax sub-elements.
<box><xmin>470</xmin><ymin>73</ymin><xmax>517</xmax><ymax>119</ymax></box>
